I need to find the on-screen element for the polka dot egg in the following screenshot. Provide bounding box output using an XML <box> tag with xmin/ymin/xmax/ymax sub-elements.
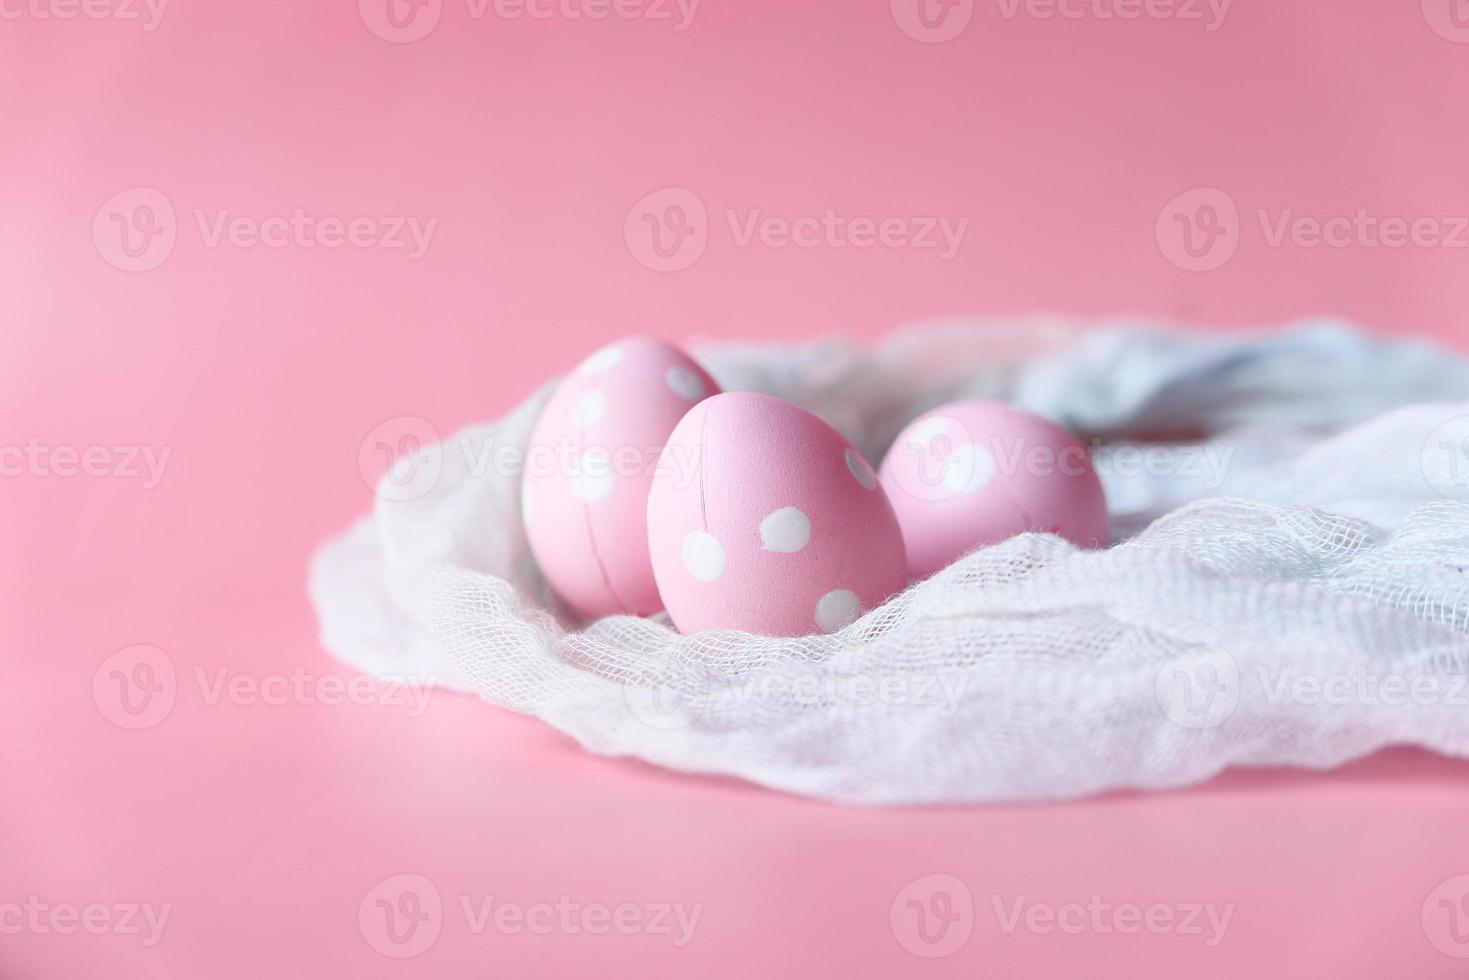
<box><xmin>878</xmin><ymin>399</ymin><xmax>1109</xmax><ymax>580</ymax></box>
<box><xmin>646</xmin><ymin>391</ymin><xmax>907</xmax><ymax>636</ymax></box>
<box><xmin>522</xmin><ymin>336</ymin><xmax>719</xmax><ymax>619</ymax></box>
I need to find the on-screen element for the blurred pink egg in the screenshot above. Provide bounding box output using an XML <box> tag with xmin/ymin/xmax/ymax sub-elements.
<box><xmin>878</xmin><ymin>399</ymin><xmax>1109</xmax><ymax>579</ymax></box>
<box><xmin>522</xmin><ymin>336</ymin><xmax>719</xmax><ymax>619</ymax></box>
<box><xmin>647</xmin><ymin>392</ymin><xmax>907</xmax><ymax>636</ymax></box>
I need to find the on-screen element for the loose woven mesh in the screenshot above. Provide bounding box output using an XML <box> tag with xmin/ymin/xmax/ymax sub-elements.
<box><xmin>311</xmin><ymin>317</ymin><xmax>1469</xmax><ymax>804</ymax></box>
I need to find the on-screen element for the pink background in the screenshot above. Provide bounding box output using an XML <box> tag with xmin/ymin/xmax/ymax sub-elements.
<box><xmin>6</xmin><ymin>1</ymin><xmax>1469</xmax><ymax>976</ymax></box>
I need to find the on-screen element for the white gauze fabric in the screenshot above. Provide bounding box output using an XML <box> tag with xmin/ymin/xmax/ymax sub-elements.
<box><xmin>310</xmin><ymin>316</ymin><xmax>1469</xmax><ymax>805</ymax></box>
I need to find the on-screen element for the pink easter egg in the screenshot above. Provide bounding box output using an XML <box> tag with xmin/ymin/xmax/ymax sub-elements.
<box><xmin>647</xmin><ymin>392</ymin><xmax>907</xmax><ymax>636</ymax></box>
<box><xmin>878</xmin><ymin>399</ymin><xmax>1109</xmax><ymax>580</ymax></box>
<box><xmin>523</xmin><ymin>336</ymin><xmax>720</xmax><ymax>619</ymax></box>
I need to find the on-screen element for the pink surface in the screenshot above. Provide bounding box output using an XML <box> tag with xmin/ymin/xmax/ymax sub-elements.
<box><xmin>5</xmin><ymin>1</ymin><xmax>1469</xmax><ymax>977</ymax></box>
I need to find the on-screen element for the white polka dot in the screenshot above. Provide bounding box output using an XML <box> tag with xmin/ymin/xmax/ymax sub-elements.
<box><xmin>577</xmin><ymin>345</ymin><xmax>623</xmax><ymax>374</ymax></box>
<box><xmin>681</xmin><ymin>531</ymin><xmax>725</xmax><ymax>582</ymax></box>
<box><xmin>845</xmin><ymin>447</ymin><xmax>876</xmax><ymax>490</ymax></box>
<box><xmin>759</xmin><ymin>507</ymin><xmax>810</xmax><ymax>553</ymax></box>
<box><xmin>573</xmin><ymin>448</ymin><xmax>614</xmax><ymax>503</ymax></box>
<box><xmin>520</xmin><ymin>483</ymin><xmax>534</xmax><ymax>524</ymax></box>
<box><xmin>941</xmin><ymin>443</ymin><xmax>996</xmax><ymax>495</ymax></box>
<box><xmin>665</xmin><ymin>366</ymin><xmax>706</xmax><ymax>401</ymax></box>
<box><xmin>815</xmin><ymin>589</ymin><xmax>861</xmax><ymax>633</ymax></box>
<box><xmin>571</xmin><ymin>389</ymin><xmax>606</xmax><ymax>428</ymax></box>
